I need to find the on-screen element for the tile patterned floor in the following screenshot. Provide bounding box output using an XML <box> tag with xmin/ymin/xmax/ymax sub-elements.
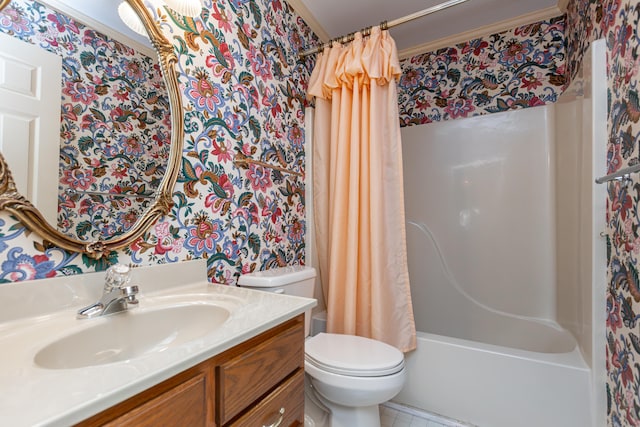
<box><xmin>379</xmin><ymin>405</ymin><xmax>449</xmax><ymax>427</ymax></box>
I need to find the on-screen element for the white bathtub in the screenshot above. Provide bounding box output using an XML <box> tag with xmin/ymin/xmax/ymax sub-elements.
<box><xmin>393</xmin><ymin>330</ymin><xmax>592</xmax><ymax>427</ymax></box>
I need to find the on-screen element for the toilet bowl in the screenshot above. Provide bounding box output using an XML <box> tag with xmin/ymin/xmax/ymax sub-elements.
<box><xmin>238</xmin><ymin>266</ymin><xmax>406</xmax><ymax>427</ymax></box>
<box><xmin>305</xmin><ymin>332</ymin><xmax>406</xmax><ymax>427</ymax></box>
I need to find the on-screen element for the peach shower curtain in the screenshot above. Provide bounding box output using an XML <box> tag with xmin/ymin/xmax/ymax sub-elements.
<box><xmin>307</xmin><ymin>27</ymin><xmax>416</xmax><ymax>352</ymax></box>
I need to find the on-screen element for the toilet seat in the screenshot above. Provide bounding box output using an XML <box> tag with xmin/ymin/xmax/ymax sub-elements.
<box><xmin>305</xmin><ymin>333</ymin><xmax>404</xmax><ymax>377</ymax></box>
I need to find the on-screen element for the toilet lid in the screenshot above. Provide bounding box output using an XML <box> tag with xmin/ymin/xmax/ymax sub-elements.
<box><xmin>305</xmin><ymin>333</ymin><xmax>404</xmax><ymax>377</ymax></box>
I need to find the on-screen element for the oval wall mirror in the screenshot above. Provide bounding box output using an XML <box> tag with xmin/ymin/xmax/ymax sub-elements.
<box><xmin>0</xmin><ymin>0</ymin><xmax>183</xmax><ymax>258</ymax></box>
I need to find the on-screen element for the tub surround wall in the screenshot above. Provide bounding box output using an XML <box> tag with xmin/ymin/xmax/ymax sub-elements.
<box><xmin>402</xmin><ymin>105</ymin><xmax>557</xmax><ymax>326</ymax></box>
<box><xmin>0</xmin><ymin>0</ymin><xmax>317</xmax><ymax>283</ymax></box>
<box><xmin>554</xmin><ymin>39</ymin><xmax>608</xmax><ymax>380</ymax></box>
<box><xmin>554</xmin><ymin>39</ymin><xmax>608</xmax><ymax>425</ymax></box>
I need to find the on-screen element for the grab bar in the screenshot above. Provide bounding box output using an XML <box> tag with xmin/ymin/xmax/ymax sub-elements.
<box><xmin>595</xmin><ymin>163</ymin><xmax>640</xmax><ymax>184</ymax></box>
<box><xmin>233</xmin><ymin>154</ymin><xmax>303</xmax><ymax>177</ymax></box>
<box><xmin>64</xmin><ymin>188</ymin><xmax>155</xmax><ymax>199</ymax></box>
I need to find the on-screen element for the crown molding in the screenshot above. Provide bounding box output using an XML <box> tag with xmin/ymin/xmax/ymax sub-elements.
<box><xmin>398</xmin><ymin>5</ymin><xmax>563</xmax><ymax>59</ymax></box>
<box><xmin>557</xmin><ymin>0</ymin><xmax>570</xmax><ymax>13</ymax></box>
<box><xmin>285</xmin><ymin>0</ymin><xmax>330</xmax><ymax>42</ymax></box>
<box><xmin>37</xmin><ymin>0</ymin><xmax>156</xmax><ymax>58</ymax></box>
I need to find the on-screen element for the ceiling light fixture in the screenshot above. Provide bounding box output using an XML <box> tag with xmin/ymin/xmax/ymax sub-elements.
<box><xmin>117</xmin><ymin>2</ymin><xmax>147</xmax><ymax>36</ymax></box>
<box><xmin>164</xmin><ymin>0</ymin><xmax>203</xmax><ymax>17</ymax></box>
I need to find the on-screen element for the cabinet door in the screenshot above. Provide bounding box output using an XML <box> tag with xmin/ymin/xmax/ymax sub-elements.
<box><xmin>0</xmin><ymin>32</ymin><xmax>61</xmax><ymax>225</ymax></box>
<box><xmin>229</xmin><ymin>370</ymin><xmax>304</xmax><ymax>427</ymax></box>
<box><xmin>104</xmin><ymin>373</ymin><xmax>208</xmax><ymax>427</ymax></box>
<box><xmin>217</xmin><ymin>319</ymin><xmax>304</xmax><ymax>424</ymax></box>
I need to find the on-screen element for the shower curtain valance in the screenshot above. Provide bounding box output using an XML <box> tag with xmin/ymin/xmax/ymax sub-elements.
<box><xmin>307</xmin><ymin>29</ymin><xmax>400</xmax><ymax>99</ymax></box>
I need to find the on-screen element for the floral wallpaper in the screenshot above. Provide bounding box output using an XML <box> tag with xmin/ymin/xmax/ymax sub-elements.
<box><xmin>564</xmin><ymin>0</ymin><xmax>640</xmax><ymax>425</ymax></box>
<box><xmin>0</xmin><ymin>0</ymin><xmax>636</xmax><ymax>424</ymax></box>
<box><xmin>397</xmin><ymin>16</ymin><xmax>566</xmax><ymax>126</ymax></box>
<box><xmin>0</xmin><ymin>0</ymin><xmax>316</xmax><ymax>284</ymax></box>
<box><xmin>0</xmin><ymin>0</ymin><xmax>171</xmax><ymax>241</ymax></box>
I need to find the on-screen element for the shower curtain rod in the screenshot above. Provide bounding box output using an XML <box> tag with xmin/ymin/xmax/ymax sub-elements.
<box><xmin>298</xmin><ymin>0</ymin><xmax>470</xmax><ymax>59</ymax></box>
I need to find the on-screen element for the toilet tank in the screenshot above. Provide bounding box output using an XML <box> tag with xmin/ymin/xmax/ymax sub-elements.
<box><xmin>238</xmin><ymin>265</ymin><xmax>316</xmax><ymax>336</ymax></box>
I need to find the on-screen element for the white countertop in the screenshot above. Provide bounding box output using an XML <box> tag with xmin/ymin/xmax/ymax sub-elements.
<box><xmin>0</xmin><ymin>260</ymin><xmax>316</xmax><ymax>426</ymax></box>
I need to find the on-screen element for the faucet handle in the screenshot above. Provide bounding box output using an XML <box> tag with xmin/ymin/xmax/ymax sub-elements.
<box><xmin>121</xmin><ymin>285</ymin><xmax>139</xmax><ymax>305</ymax></box>
<box><xmin>104</xmin><ymin>264</ymin><xmax>131</xmax><ymax>293</ymax></box>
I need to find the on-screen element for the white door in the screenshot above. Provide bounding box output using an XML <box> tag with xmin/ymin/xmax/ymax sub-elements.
<box><xmin>0</xmin><ymin>31</ymin><xmax>61</xmax><ymax>225</ymax></box>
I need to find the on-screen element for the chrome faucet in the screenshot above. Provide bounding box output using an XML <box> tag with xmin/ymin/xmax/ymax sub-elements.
<box><xmin>77</xmin><ymin>264</ymin><xmax>139</xmax><ymax>319</ymax></box>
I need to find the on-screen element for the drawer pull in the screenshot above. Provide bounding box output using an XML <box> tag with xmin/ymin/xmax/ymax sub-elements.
<box><xmin>263</xmin><ymin>407</ymin><xmax>285</xmax><ymax>427</ymax></box>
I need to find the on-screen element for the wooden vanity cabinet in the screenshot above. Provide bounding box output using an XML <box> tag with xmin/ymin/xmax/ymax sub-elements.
<box><xmin>76</xmin><ymin>315</ymin><xmax>305</xmax><ymax>427</ymax></box>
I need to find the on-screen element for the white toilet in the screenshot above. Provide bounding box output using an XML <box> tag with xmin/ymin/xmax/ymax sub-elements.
<box><xmin>238</xmin><ymin>266</ymin><xmax>406</xmax><ymax>427</ymax></box>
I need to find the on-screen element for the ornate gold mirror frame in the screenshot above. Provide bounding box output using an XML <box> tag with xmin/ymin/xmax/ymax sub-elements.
<box><xmin>0</xmin><ymin>0</ymin><xmax>183</xmax><ymax>258</ymax></box>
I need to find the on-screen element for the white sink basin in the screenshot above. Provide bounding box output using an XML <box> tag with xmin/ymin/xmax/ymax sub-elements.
<box><xmin>34</xmin><ymin>304</ymin><xmax>230</xmax><ymax>369</ymax></box>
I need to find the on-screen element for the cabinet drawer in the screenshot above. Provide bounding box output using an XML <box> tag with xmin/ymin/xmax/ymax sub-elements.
<box><xmin>229</xmin><ymin>370</ymin><xmax>304</xmax><ymax>427</ymax></box>
<box><xmin>77</xmin><ymin>363</ymin><xmax>214</xmax><ymax>427</ymax></box>
<box><xmin>217</xmin><ymin>320</ymin><xmax>304</xmax><ymax>424</ymax></box>
<box><xmin>103</xmin><ymin>373</ymin><xmax>208</xmax><ymax>427</ymax></box>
